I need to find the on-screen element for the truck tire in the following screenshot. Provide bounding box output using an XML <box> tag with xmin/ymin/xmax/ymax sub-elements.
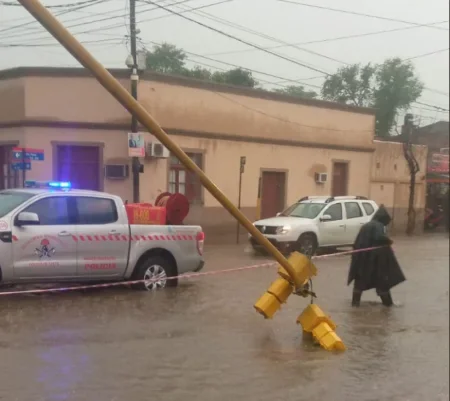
<box><xmin>132</xmin><ymin>256</ymin><xmax>178</xmax><ymax>291</ymax></box>
<box><xmin>296</xmin><ymin>233</ymin><xmax>317</xmax><ymax>257</ymax></box>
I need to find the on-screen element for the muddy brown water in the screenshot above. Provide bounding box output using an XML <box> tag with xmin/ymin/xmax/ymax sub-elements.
<box><xmin>0</xmin><ymin>235</ymin><xmax>448</xmax><ymax>401</ymax></box>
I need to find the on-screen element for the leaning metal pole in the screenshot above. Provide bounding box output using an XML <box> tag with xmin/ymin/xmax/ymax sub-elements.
<box><xmin>17</xmin><ymin>0</ymin><xmax>304</xmax><ymax>289</ymax></box>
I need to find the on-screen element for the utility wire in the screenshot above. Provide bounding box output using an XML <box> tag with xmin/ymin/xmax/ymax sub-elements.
<box><xmin>1</xmin><ymin>0</ymin><xmax>159</xmax><ymax>39</ymax></box>
<box><xmin>2</xmin><ymin>0</ymin><xmax>217</xmax><ymax>42</ymax></box>
<box><xmin>141</xmin><ymin>39</ymin><xmax>322</xmax><ymax>89</ymax></box>
<box><xmin>0</xmin><ymin>0</ymin><xmax>107</xmax><ymax>35</ymax></box>
<box><xmin>0</xmin><ymin>37</ymin><xmax>123</xmax><ymax>47</ymax></box>
<box><xmin>205</xmin><ymin>20</ymin><xmax>449</xmax><ymax>57</ymax></box>
<box><xmin>141</xmin><ymin>0</ymin><xmax>330</xmax><ymax>75</ymax></box>
<box><xmin>404</xmin><ymin>48</ymin><xmax>449</xmax><ymax>61</ymax></box>
<box><xmin>6</xmin><ymin>0</ymin><xmax>447</xmax><ymax>112</ymax></box>
<box><xmin>414</xmin><ymin>101</ymin><xmax>449</xmax><ymax>112</ymax></box>
<box><xmin>277</xmin><ymin>0</ymin><xmax>450</xmax><ymax>31</ymax></box>
<box><xmin>0</xmin><ymin>0</ymin><xmax>100</xmax><ymax>8</ymax></box>
<box><xmin>165</xmin><ymin>0</ymin><xmax>347</xmax><ymax>66</ymax></box>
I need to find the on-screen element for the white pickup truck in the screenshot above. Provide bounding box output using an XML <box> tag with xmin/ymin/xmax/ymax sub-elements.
<box><xmin>0</xmin><ymin>181</ymin><xmax>205</xmax><ymax>290</ymax></box>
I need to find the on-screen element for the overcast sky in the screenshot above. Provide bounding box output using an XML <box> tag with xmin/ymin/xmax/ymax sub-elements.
<box><xmin>1</xmin><ymin>0</ymin><xmax>449</xmax><ymax>125</ymax></box>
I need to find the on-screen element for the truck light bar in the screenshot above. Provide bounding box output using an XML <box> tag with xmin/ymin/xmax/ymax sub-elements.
<box><xmin>24</xmin><ymin>180</ymin><xmax>72</xmax><ymax>189</ymax></box>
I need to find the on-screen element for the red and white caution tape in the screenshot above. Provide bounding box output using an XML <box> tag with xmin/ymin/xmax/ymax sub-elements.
<box><xmin>0</xmin><ymin>246</ymin><xmax>384</xmax><ymax>297</ymax></box>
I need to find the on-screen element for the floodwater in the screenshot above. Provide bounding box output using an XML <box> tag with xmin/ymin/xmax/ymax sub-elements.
<box><xmin>0</xmin><ymin>234</ymin><xmax>448</xmax><ymax>401</ymax></box>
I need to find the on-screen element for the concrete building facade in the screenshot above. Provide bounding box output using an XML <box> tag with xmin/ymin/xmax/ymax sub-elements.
<box><xmin>0</xmin><ymin>67</ymin><xmax>426</xmax><ymax>238</ymax></box>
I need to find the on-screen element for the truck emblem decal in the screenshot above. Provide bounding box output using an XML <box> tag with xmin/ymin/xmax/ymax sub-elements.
<box><xmin>35</xmin><ymin>239</ymin><xmax>56</xmax><ymax>259</ymax></box>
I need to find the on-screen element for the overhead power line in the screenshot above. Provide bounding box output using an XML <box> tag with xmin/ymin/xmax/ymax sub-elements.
<box><xmin>414</xmin><ymin>101</ymin><xmax>449</xmax><ymax>112</ymax></box>
<box><xmin>277</xmin><ymin>0</ymin><xmax>450</xmax><ymax>31</ymax></box>
<box><xmin>141</xmin><ymin>39</ymin><xmax>322</xmax><ymax>89</ymax></box>
<box><xmin>166</xmin><ymin>0</ymin><xmax>347</xmax><ymax>66</ymax></box>
<box><xmin>205</xmin><ymin>20</ymin><xmax>449</xmax><ymax>57</ymax></box>
<box><xmin>141</xmin><ymin>0</ymin><xmax>331</xmax><ymax>75</ymax></box>
<box><xmin>0</xmin><ymin>0</ymin><xmax>106</xmax><ymax>35</ymax></box>
<box><xmin>404</xmin><ymin>48</ymin><xmax>449</xmax><ymax>61</ymax></box>
<box><xmin>0</xmin><ymin>0</ymin><xmax>100</xmax><ymax>8</ymax></box>
<box><xmin>1</xmin><ymin>0</ymin><xmax>221</xmax><ymax>43</ymax></box>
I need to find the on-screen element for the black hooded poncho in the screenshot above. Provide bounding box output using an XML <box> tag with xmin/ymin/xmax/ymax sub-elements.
<box><xmin>347</xmin><ymin>206</ymin><xmax>406</xmax><ymax>292</ymax></box>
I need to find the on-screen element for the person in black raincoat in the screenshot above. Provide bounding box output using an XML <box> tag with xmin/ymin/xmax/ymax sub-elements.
<box><xmin>348</xmin><ymin>205</ymin><xmax>406</xmax><ymax>307</ymax></box>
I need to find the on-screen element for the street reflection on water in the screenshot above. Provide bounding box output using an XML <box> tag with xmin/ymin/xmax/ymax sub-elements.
<box><xmin>0</xmin><ymin>235</ymin><xmax>448</xmax><ymax>401</ymax></box>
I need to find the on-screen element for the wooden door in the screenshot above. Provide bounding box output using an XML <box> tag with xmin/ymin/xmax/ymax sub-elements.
<box><xmin>261</xmin><ymin>171</ymin><xmax>286</xmax><ymax>219</ymax></box>
<box><xmin>0</xmin><ymin>145</ymin><xmax>19</xmax><ymax>190</ymax></box>
<box><xmin>332</xmin><ymin>162</ymin><xmax>348</xmax><ymax>196</ymax></box>
<box><xmin>56</xmin><ymin>145</ymin><xmax>100</xmax><ymax>191</ymax></box>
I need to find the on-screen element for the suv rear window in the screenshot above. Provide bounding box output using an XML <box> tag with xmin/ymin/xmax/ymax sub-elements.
<box><xmin>345</xmin><ymin>202</ymin><xmax>363</xmax><ymax>219</ymax></box>
<box><xmin>362</xmin><ymin>202</ymin><xmax>375</xmax><ymax>215</ymax></box>
<box><xmin>75</xmin><ymin>197</ymin><xmax>118</xmax><ymax>225</ymax></box>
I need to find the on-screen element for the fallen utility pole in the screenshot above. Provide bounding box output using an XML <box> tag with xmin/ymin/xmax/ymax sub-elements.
<box><xmin>129</xmin><ymin>0</ymin><xmax>140</xmax><ymax>203</ymax></box>
<box><xmin>16</xmin><ymin>0</ymin><xmax>304</xmax><ymax>289</ymax></box>
<box><xmin>402</xmin><ymin>113</ymin><xmax>420</xmax><ymax>236</ymax></box>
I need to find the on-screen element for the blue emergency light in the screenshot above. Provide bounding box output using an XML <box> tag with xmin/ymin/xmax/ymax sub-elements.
<box><xmin>24</xmin><ymin>180</ymin><xmax>72</xmax><ymax>189</ymax></box>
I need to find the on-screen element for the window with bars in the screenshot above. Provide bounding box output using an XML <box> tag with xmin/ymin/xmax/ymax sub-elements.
<box><xmin>168</xmin><ymin>152</ymin><xmax>203</xmax><ymax>204</ymax></box>
<box><xmin>0</xmin><ymin>145</ymin><xmax>19</xmax><ymax>190</ymax></box>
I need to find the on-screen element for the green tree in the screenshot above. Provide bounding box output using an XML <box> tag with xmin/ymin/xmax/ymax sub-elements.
<box><xmin>321</xmin><ymin>59</ymin><xmax>423</xmax><ymax>137</ymax></box>
<box><xmin>211</xmin><ymin>68</ymin><xmax>258</xmax><ymax>88</ymax></box>
<box><xmin>182</xmin><ymin>66</ymin><xmax>212</xmax><ymax>81</ymax></box>
<box><xmin>373</xmin><ymin>58</ymin><xmax>424</xmax><ymax>137</ymax></box>
<box><xmin>273</xmin><ymin>85</ymin><xmax>318</xmax><ymax>99</ymax></box>
<box><xmin>321</xmin><ymin>63</ymin><xmax>376</xmax><ymax>107</ymax></box>
<box><xmin>145</xmin><ymin>43</ymin><xmax>187</xmax><ymax>74</ymax></box>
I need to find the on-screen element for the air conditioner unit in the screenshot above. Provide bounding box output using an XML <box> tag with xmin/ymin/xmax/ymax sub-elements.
<box><xmin>105</xmin><ymin>164</ymin><xmax>129</xmax><ymax>180</ymax></box>
<box><xmin>146</xmin><ymin>141</ymin><xmax>170</xmax><ymax>159</ymax></box>
<box><xmin>315</xmin><ymin>172</ymin><xmax>328</xmax><ymax>184</ymax></box>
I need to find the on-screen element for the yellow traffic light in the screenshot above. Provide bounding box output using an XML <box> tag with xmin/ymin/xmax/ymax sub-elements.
<box><xmin>297</xmin><ymin>304</ymin><xmax>346</xmax><ymax>351</ymax></box>
<box><xmin>254</xmin><ymin>252</ymin><xmax>317</xmax><ymax>319</ymax></box>
<box><xmin>254</xmin><ymin>277</ymin><xmax>293</xmax><ymax>319</ymax></box>
<box><xmin>277</xmin><ymin>252</ymin><xmax>317</xmax><ymax>284</ymax></box>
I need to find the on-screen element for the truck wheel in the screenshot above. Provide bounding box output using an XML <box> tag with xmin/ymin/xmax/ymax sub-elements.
<box><xmin>296</xmin><ymin>233</ymin><xmax>317</xmax><ymax>257</ymax></box>
<box><xmin>133</xmin><ymin>256</ymin><xmax>178</xmax><ymax>291</ymax></box>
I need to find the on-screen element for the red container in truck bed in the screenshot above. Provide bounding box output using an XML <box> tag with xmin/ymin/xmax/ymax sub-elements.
<box><xmin>125</xmin><ymin>203</ymin><xmax>167</xmax><ymax>225</ymax></box>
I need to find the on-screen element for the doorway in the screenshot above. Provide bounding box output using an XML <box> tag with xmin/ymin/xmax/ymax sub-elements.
<box><xmin>0</xmin><ymin>145</ymin><xmax>19</xmax><ymax>190</ymax></box>
<box><xmin>332</xmin><ymin>162</ymin><xmax>349</xmax><ymax>196</ymax></box>
<box><xmin>261</xmin><ymin>171</ymin><xmax>286</xmax><ymax>219</ymax></box>
<box><xmin>56</xmin><ymin>145</ymin><xmax>101</xmax><ymax>191</ymax></box>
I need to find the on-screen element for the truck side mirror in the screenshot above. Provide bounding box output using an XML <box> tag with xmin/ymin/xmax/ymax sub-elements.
<box><xmin>16</xmin><ymin>212</ymin><xmax>40</xmax><ymax>227</ymax></box>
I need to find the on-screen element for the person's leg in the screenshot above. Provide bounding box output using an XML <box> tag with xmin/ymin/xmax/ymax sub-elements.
<box><xmin>376</xmin><ymin>288</ymin><xmax>393</xmax><ymax>306</ymax></box>
<box><xmin>352</xmin><ymin>281</ymin><xmax>363</xmax><ymax>307</ymax></box>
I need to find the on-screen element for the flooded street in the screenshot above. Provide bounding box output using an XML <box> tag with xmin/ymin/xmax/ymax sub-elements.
<box><xmin>0</xmin><ymin>234</ymin><xmax>448</xmax><ymax>401</ymax></box>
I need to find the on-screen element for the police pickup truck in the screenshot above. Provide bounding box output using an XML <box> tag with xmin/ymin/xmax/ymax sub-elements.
<box><xmin>0</xmin><ymin>181</ymin><xmax>205</xmax><ymax>290</ymax></box>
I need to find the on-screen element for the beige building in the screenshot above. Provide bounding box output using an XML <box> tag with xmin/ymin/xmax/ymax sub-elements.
<box><xmin>0</xmin><ymin>67</ymin><xmax>425</xmax><ymax>238</ymax></box>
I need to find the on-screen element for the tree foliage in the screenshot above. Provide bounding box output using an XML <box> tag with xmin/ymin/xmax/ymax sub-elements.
<box><xmin>145</xmin><ymin>43</ymin><xmax>257</xmax><ymax>88</ymax></box>
<box><xmin>145</xmin><ymin>43</ymin><xmax>186</xmax><ymax>75</ymax></box>
<box><xmin>273</xmin><ymin>85</ymin><xmax>318</xmax><ymax>99</ymax></box>
<box><xmin>321</xmin><ymin>58</ymin><xmax>424</xmax><ymax>136</ymax></box>
<box><xmin>211</xmin><ymin>68</ymin><xmax>258</xmax><ymax>88</ymax></box>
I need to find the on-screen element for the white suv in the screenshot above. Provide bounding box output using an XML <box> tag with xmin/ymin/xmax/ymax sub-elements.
<box><xmin>249</xmin><ymin>196</ymin><xmax>379</xmax><ymax>255</ymax></box>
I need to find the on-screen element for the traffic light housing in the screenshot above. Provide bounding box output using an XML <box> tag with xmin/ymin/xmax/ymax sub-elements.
<box><xmin>254</xmin><ymin>252</ymin><xmax>317</xmax><ymax>319</ymax></box>
<box><xmin>297</xmin><ymin>304</ymin><xmax>346</xmax><ymax>351</ymax></box>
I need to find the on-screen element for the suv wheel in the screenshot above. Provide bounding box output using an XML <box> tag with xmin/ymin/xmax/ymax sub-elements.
<box><xmin>296</xmin><ymin>233</ymin><xmax>317</xmax><ymax>257</ymax></box>
<box><xmin>132</xmin><ymin>256</ymin><xmax>178</xmax><ymax>291</ymax></box>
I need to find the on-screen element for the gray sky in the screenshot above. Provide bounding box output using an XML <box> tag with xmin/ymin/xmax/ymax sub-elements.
<box><xmin>1</xmin><ymin>0</ymin><xmax>449</xmax><ymax>125</ymax></box>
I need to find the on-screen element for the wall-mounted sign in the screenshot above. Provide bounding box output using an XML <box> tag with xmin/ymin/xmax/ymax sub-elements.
<box><xmin>428</xmin><ymin>152</ymin><xmax>449</xmax><ymax>174</ymax></box>
<box><xmin>128</xmin><ymin>132</ymin><xmax>145</xmax><ymax>158</ymax></box>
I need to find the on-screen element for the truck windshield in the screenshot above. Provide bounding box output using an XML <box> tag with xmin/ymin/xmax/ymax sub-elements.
<box><xmin>280</xmin><ymin>202</ymin><xmax>325</xmax><ymax>219</ymax></box>
<box><xmin>0</xmin><ymin>192</ymin><xmax>35</xmax><ymax>218</ymax></box>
